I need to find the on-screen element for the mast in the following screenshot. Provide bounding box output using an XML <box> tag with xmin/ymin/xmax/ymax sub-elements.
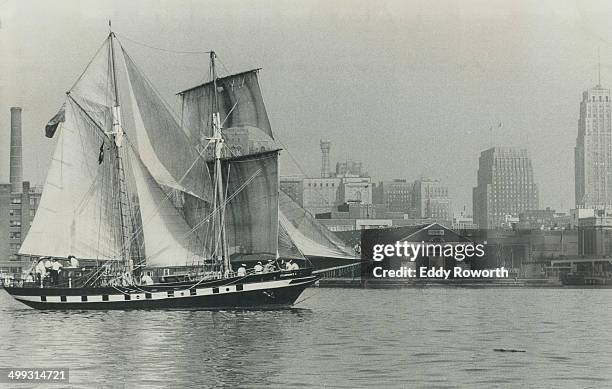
<box><xmin>210</xmin><ymin>51</ymin><xmax>230</xmax><ymax>274</ymax></box>
<box><xmin>109</xmin><ymin>29</ymin><xmax>134</xmax><ymax>276</ymax></box>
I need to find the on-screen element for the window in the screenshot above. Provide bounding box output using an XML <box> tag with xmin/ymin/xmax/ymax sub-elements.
<box><xmin>9</xmin><ymin>232</ymin><xmax>21</xmax><ymax>240</ymax></box>
<box><xmin>11</xmin><ymin>198</ymin><xmax>21</xmax><ymax>204</ymax></box>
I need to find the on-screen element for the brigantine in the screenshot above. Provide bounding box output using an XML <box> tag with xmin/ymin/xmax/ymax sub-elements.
<box><xmin>3</xmin><ymin>30</ymin><xmax>319</xmax><ymax>310</ymax></box>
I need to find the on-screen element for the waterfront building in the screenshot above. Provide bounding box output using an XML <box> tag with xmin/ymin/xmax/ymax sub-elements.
<box><xmin>335</xmin><ymin>160</ymin><xmax>365</xmax><ymax>177</ymax></box>
<box><xmin>379</xmin><ymin>179</ymin><xmax>414</xmax><ymax>214</ymax></box>
<box><xmin>302</xmin><ymin>177</ymin><xmax>341</xmax><ymax>215</ymax></box>
<box><xmin>518</xmin><ymin>208</ymin><xmax>571</xmax><ymax>230</ymax></box>
<box><xmin>575</xmin><ymin>84</ymin><xmax>612</xmax><ymax>209</ymax></box>
<box><xmin>452</xmin><ymin>212</ymin><xmax>477</xmax><ymax>230</ymax></box>
<box><xmin>413</xmin><ymin>178</ymin><xmax>451</xmax><ymax>223</ymax></box>
<box><xmin>578</xmin><ymin>209</ymin><xmax>612</xmax><ymax>256</ymax></box>
<box><xmin>473</xmin><ymin>147</ymin><xmax>539</xmax><ymax>229</ymax></box>
<box><xmin>339</xmin><ymin>176</ymin><xmax>372</xmax><ymax>204</ymax></box>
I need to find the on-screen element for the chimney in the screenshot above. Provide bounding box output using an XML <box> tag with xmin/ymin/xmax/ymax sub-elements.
<box><xmin>10</xmin><ymin>107</ymin><xmax>23</xmax><ymax>193</ymax></box>
<box><xmin>320</xmin><ymin>139</ymin><xmax>331</xmax><ymax>178</ymax></box>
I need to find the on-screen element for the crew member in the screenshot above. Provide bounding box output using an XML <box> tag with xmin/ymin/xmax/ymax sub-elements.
<box><xmin>264</xmin><ymin>260</ymin><xmax>275</xmax><ymax>273</ymax></box>
<box><xmin>68</xmin><ymin>255</ymin><xmax>79</xmax><ymax>268</ymax></box>
<box><xmin>140</xmin><ymin>273</ymin><xmax>154</xmax><ymax>286</ymax></box>
<box><xmin>35</xmin><ymin>258</ymin><xmax>46</xmax><ymax>284</ymax></box>
<box><xmin>290</xmin><ymin>260</ymin><xmax>300</xmax><ymax>270</ymax></box>
<box><xmin>254</xmin><ymin>261</ymin><xmax>264</xmax><ymax>273</ymax></box>
<box><xmin>237</xmin><ymin>264</ymin><xmax>247</xmax><ymax>277</ymax></box>
<box><xmin>51</xmin><ymin>258</ymin><xmax>63</xmax><ymax>285</ymax></box>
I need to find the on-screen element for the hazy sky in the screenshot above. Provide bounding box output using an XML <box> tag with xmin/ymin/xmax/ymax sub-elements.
<box><xmin>1</xmin><ymin>0</ymin><xmax>612</xmax><ymax>214</ymax></box>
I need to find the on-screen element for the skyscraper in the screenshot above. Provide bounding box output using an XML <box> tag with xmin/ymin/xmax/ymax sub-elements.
<box><xmin>413</xmin><ymin>178</ymin><xmax>451</xmax><ymax>223</ymax></box>
<box><xmin>473</xmin><ymin>147</ymin><xmax>539</xmax><ymax>229</ymax></box>
<box><xmin>575</xmin><ymin>84</ymin><xmax>612</xmax><ymax>209</ymax></box>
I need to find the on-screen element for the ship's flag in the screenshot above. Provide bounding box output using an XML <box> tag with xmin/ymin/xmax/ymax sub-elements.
<box><xmin>45</xmin><ymin>104</ymin><xmax>66</xmax><ymax>138</ymax></box>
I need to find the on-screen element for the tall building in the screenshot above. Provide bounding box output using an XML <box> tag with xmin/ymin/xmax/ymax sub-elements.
<box><xmin>473</xmin><ymin>147</ymin><xmax>539</xmax><ymax>229</ymax></box>
<box><xmin>575</xmin><ymin>84</ymin><xmax>612</xmax><ymax>209</ymax></box>
<box><xmin>413</xmin><ymin>178</ymin><xmax>451</xmax><ymax>223</ymax></box>
<box><xmin>320</xmin><ymin>140</ymin><xmax>331</xmax><ymax>178</ymax></box>
<box><xmin>1</xmin><ymin>107</ymin><xmax>43</xmax><ymax>278</ymax></box>
<box><xmin>380</xmin><ymin>179</ymin><xmax>414</xmax><ymax>214</ymax></box>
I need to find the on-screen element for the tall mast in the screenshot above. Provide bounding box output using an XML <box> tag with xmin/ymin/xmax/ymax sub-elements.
<box><xmin>109</xmin><ymin>29</ymin><xmax>134</xmax><ymax>276</ymax></box>
<box><xmin>210</xmin><ymin>51</ymin><xmax>230</xmax><ymax>274</ymax></box>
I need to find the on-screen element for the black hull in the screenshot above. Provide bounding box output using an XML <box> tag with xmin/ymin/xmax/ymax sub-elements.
<box><xmin>4</xmin><ymin>270</ymin><xmax>318</xmax><ymax>311</ymax></box>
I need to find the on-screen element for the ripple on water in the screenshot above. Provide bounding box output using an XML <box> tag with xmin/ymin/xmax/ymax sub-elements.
<box><xmin>1</xmin><ymin>288</ymin><xmax>612</xmax><ymax>387</ymax></box>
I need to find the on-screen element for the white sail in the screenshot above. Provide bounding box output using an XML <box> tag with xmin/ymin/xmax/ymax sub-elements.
<box><xmin>122</xmin><ymin>48</ymin><xmax>212</xmax><ymax>202</ymax></box>
<box><xmin>279</xmin><ymin>212</ymin><xmax>355</xmax><ymax>259</ymax></box>
<box><xmin>129</xmin><ymin>149</ymin><xmax>205</xmax><ymax>267</ymax></box>
<box><xmin>19</xmin><ymin>100</ymin><xmax>122</xmax><ymax>260</ymax></box>
<box><xmin>278</xmin><ymin>191</ymin><xmax>357</xmax><ymax>259</ymax></box>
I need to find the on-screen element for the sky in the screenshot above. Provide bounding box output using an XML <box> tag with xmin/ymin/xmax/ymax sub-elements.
<box><xmin>1</xmin><ymin>0</ymin><xmax>612</xmax><ymax>214</ymax></box>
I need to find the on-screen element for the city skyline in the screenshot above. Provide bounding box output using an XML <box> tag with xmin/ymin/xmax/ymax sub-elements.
<box><xmin>2</xmin><ymin>1</ymin><xmax>612</xmax><ymax>215</ymax></box>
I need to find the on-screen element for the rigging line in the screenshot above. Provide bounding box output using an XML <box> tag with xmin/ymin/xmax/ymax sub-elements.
<box><xmin>66</xmin><ymin>95</ymin><xmax>110</xmax><ymax>141</ymax></box>
<box><xmin>220</xmin><ymin>100</ymin><xmax>239</xmax><ymax>128</ymax></box>
<box><xmin>274</xmin><ymin>135</ymin><xmax>333</xmax><ymax>215</ymax></box>
<box><xmin>116</xmin><ymin>143</ymin><xmax>186</xmax><ymax>257</ymax></box>
<box><xmin>116</xmin><ymin>33</ymin><xmax>212</xmax><ymax>55</ymax></box>
<box><xmin>184</xmin><ymin>168</ymin><xmax>262</xmax><ymax>237</ymax></box>
<box><xmin>68</xmin><ymin>36</ymin><xmax>110</xmax><ymax>93</ymax></box>
<box><xmin>118</xmin><ymin>41</ymin><xmax>185</xmax><ymax>127</ymax></box>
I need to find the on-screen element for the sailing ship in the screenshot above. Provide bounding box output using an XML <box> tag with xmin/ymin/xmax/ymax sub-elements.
<box><xmin>3</xmin><ymin>30</ymin><xmax>318</xmax><ymax>310</ymax></box>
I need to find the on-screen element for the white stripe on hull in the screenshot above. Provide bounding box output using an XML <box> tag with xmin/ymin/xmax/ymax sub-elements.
<box><xmin>11</xmin><ymin>277</ymin><xmax>308</xmax><ymax>304</ymax></box>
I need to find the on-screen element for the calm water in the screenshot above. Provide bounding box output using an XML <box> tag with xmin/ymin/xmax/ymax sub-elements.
<box><xmin>1</xmin><ymin>287</ymin><xmax>611</xmax><ymax>388</ymax></box>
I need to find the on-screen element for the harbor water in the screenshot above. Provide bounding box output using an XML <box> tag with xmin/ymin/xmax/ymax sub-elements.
<box><xmin>1</xmin><ymin>287</ymin><xmax>611</xmax><ymax>388</ymax></box>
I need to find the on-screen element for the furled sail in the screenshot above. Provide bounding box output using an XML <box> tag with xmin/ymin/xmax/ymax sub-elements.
<box><xmin>278</xmin><ymin>190</ymin><xmax>357</xmax><ymax>259</ymax></box>
<box><xmin>205</xmin><ymin>150</ymin><xmax>279</xmax><ymax>261</ymax></box>
<box><xmin>129</xmin><ymin>149</ymin><xmax>206</xmax><ymax>267</ymax></box>
<box><xmin>19</xmin><ymin>99</ymin><xmax>122</xmax><ymax>260</ymax></box>
<box><xmin>122</xmin><ymin>48</ymin><xmax>212</xmax><ymax>202</ymax></box>
<box><xmin>178</xmin><ymin>70</ymin><xmax>273</xmax><ymax>142</ymax></box>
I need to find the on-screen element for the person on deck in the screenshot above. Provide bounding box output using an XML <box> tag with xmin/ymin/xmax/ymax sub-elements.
<box><xmin>290</xmin><ymin>261</ymin><xmax>300</xmax><ymax>270</ymax></box>
<box><xmin>140</xmin><ymin>273</ymin><xmax>154</xmax><ymax>286</ymax></box>
<box><xmin>51</xmin><ymin>258</ymin><xmax>63</xmax><ymax>285</ymax></box>
<box><xmin>68</xmin><ymin>255</ymin><xmax>79</xmax><ymax>268</ymax></box>
<box><xmin>44</xmin><ymin>257</ymin><xmax>52</xmax><ymax>274</ymax></box>
<box><xmin>35</xmin><ymin>258</ymin><xmax>46</xmax><ymax>284</ymax></box>
<box><xmin>254</xmin><ymin>261</ymin><xmax>264</xmax><ymax>273</ymax></box>
<box><xmin>286</xmin><ymin>259</ymin><xmax>294</xmax><ymax>270</ymax></box>
<box><xmin>237</xmin><ymin>264</ymin><xmax>247</xmax><ymax>277</ymax></box>
<box><xmin>264</xmin><ymin>260</ymin><xmax>275</xmax><ymax>273</ymax></box>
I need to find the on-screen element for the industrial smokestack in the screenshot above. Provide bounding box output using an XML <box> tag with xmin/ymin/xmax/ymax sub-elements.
<box><xmin>10</xmin><ymin>107</ymin><xmax>23</xmax><ymax>193</ymax></box>
<box><xmin>320</xmin><ymin>139</ymin><xmax>331</xmax><ymax>178</ymax></box>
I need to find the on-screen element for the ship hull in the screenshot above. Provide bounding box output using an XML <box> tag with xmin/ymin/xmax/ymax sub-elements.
<box><xmin>3</xmin><ymin>270</ymin><xmax>318</xmax><ymax>310</ymax></box>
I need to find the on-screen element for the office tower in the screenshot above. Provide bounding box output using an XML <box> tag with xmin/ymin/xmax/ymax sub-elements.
<box><xmin>575</xmin><ymin>84</ymin><xmax>612</xmax><ymax>209</ymax></box>
<box><xmin>473</xmin><ymin>147</ymin><xmax>539</xmax><ymax>229</ymax></box>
